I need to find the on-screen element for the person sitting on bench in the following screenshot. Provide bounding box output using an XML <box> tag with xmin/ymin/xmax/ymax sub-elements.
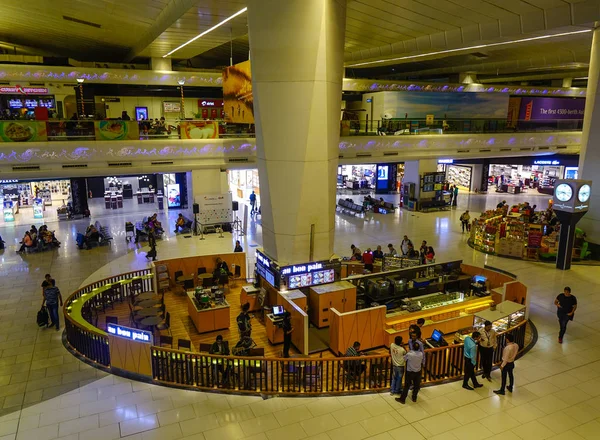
<box><xmin>174</xmin><ymin>213</ymin><xmax>191</xmax><ymax>233</ymax></box>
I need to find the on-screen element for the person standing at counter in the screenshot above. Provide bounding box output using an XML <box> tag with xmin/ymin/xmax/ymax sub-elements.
<box><xmin>419</xmin><ymin>241</ymin><xmax>428</xmax><ymax>264</ymax></box>
<box><xmin>234</xmin><ymin>240</ymin><xmax>243</xmax><ymax>252</ymax></box>
<box><xmin>408</xmin><ymin>330</ymin><xmax>425</xmax><ymax>365</ymax></box>
<box><xmin>373</xmin><ymin>245</ymin><xmax>384</xmax><ymax>260</ymax></box>
<box><xmin>387</xmin><ymin>243</ymin><xmax>398</xmax><ymax>256</ymax></box>
<box><xmin>282</xmin><ymin>312</ymin><xmax>294</xmax><ymax>358</ymax></box>
<box><xmin>390</xmin><ymin>336</ymin><xmax>406</xmax><ymax>396</ymax></box>
<box><xmin>362</xmin><ymin>248</ymin><xmax>374</xmax><ymax>272</ymax></box>
<box><xmin>463</xmin><ymin>331</ymin><xmax>483</xmax><ymax>390</ymax></box>
<box><xmin>479</xmin><ymin>321</ymin><xmax>497</xmax><ymax>382</ymax></box>
<box><xmin>494</xmin><ymin>334</ymin><xmax>518</xmax><ymax>395</ymax></box>
<box><xmin>555</xmin><ymin>287</ymin><xmax>577</xmax><ymax>343</ymax></box>
<box><xmin>237</xmin><ymin>303</ymin><xmax>252</xmax><ymax>338</ymax></box>
<box><xmin>350</xmin><ymin>244</ymin><xmax>362</xmax><ymax>261</ymax></box>
<box><xmin>400</xmin><ymin>236</ymin><xmax>412</xmax><ymax>256</ymax></box>
<box><xmin>396</xmin><ymin>342</ymin><xmax>424</xmax><ymax>404</ymax></box>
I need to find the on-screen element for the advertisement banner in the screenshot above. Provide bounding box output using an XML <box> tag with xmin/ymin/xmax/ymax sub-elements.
<box><xmin>0</xmin><ymin>121</ymin><xmax>47</xmax><ymax>142</ymax></box>
<box><xmin>518</xmin><ymin>97</ymin><xmax>585</xmax><ymax>121</ymax></box>
<box><xmin>223</xmin><ymin>60</ymin><xmax>254</xmax><ymax>123</ymax></box>
<box><xmin>180</xmin><ymin>121</ymin><xmax>219</xmax><ymax>139</ymax></box>
<box><xmin>507</xmin><ymin>97</ymin><xmax>521</xmax><ymax>128</ymax></box>
<box><xmin>94</xmin><ymin>121</ymin><xmax>140</xmax><ymax>141</ymax></box>
<box><xmin>166</xmin><ymin>184</ymin><xmax>181</xmax><ymax>208</ymax></box>
<box><xmin>194</xmin><ymin>193</ymin><xmax>233</xmax><ymax>225</ymax></box>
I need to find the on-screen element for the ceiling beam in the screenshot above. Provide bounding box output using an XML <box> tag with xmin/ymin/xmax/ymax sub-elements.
<box><xmin>123</xmin><ymin>0</ymin><xmax>199</xmax><ymax>62</ymax></box>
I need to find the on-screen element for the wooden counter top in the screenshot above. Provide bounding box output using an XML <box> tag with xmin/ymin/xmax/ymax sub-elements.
<box><xmin>310</xmin><ymin>281</ymin><xmax>355</xmax><ymax>294</ymax></box>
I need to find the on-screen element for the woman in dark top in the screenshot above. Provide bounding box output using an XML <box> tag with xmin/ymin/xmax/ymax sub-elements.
<box><xmin>234</xmin><ymin>240</ymin><xmax>243</xmax><ymax>252</ymax></box>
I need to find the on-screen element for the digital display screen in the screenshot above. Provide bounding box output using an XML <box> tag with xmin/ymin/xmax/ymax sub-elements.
<box><xmin>431</xmin><ymin>329</ymin><xmax>443</xmax><ymax>342</ymax></box>
<box><xmin>377</xmin><ymin>166</ymin><xmax>389</xmax><ymax>181</ymax></box>
<box><xmin>167</xmin><ymin>184</ymin><xmax>180</xmax><ymax>208</ymax></box>
<box><xmin>287</xmin><ymin>268</ymin><xmax>335</xmax><ymax>289</ymax></box>
<box><xmin>24</xmin><ymin>99</ymin><xmax>38</xmax><ymax>108</ymax></box>
<box><xmin>8</xmin><ymin>99</ymin><xmax>23</xmax><ymax>108</ymax></box>
<box><xmin>272</xmin><ymin>305</ymin><xmax>284</xmax><ymax>315</ymax></box>
<box><xmin>39</xmin><ymin>99</ymin><xmax>55</xmax><ymax>108</ymax></box>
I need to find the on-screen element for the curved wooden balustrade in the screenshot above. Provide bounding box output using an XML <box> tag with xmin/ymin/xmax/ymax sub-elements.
<box><xmin>63</xmin><ymin>270</ymin><xmax>530</xmax><ymax>395</ymax></box>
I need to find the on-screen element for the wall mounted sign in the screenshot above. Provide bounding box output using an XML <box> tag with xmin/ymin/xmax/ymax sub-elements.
<box><xmin>107</xmin><ymin>323</ymin><xmax>153</xmax><ymax>344</ymax></box>
<box><xmin>533</xmin><ymin>160</ymin><xmax>560</xmax><ymax>165</ymax></box>
<box><xmin>198</xmin><ymin>99</ymin><xmax>224</xmax><ymax>107</ymax></box>
<box><xmin>438</xmin><ymin>159</ymin><xmax>454</xmax><ymax>164</ymax></box>
<box><xmin>255</xmin><ymin>249</ymin><xmax>279</xmax><ymax>288</ymax></box>
<box><xmin>0</xmin><ymin>85</ymin><xmax>49</xmax><ymax>95</ymax></box>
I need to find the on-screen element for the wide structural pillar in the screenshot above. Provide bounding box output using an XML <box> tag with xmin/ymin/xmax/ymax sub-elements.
<box><xmin>247</xmin><ymin>0</ymin><xmax>347</xmax><ymax>265</ymax></box>
<box><xmin>578</xmin><ymin>24</ymin><xmax>600</xmax><ymax>242</ymax></box>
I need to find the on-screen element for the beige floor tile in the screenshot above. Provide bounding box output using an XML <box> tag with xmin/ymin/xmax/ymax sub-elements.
<box><xmin>119</xmin><ymin>415</ymin><xmax>160</xmax><ymax>437</ymax></box>
<box><xmin>57</xmin><ymin>414</ymin><xmax>98</xmax><ymax>437</ymax></box>
<box><xmin>449</xmin><ymin>421</ymin><xmax>494</xmax><ymax>440</ymax></box>
<box><xmin>15</xmin><ymin>424</ymin><xmax>58</xmax><ymax>440</ymax></box>
<box><xmin>39</xmin><ymin>406</ymin><xmax>80</xmax><ymax>428</ymax></box>
<box><xmin>394</xmin><ymin>403</ymin><xmax>431</xmax><ymax>423</ymax></box>
<box><xmin>79</xmin><ymin>422</ymin><xmax>120</xmax><ymax>440</ymax></box>
<box><xmin>359</xmin><ymin>412</ymin><xmax>403</xmax><ymax>436</ymax></box>
<box><xmin>538</xmin><ymin>411</ymin><xmax>581</xmax><ymax>434</ymax></box>
<box><xmin>99</xmin><ymin>405</ymin><xmax>139</xmax><ymax>427</ymax></box>
<box><xmin>156</xmin><ymin>404</ymin><xmax>196</xmax><ymax>426</ymax></box>
<box><xmin>331</xmin><ymin>404</ymin><xmax>372</xmax><ymax>426</ymax></box>
<box><xmin>299</xmin><ymin>413</ymin><xmax>338</xmax><ymax>437</ymax></box>
<box><xmin>415</xmin><ymin>412</ymin><xmax>461</xmax><ymax>437</ymax></box>
<box><xmin>192</xmin><ymin>399</ymin><xmax>231</xmax><ymax>417</ymax></box>
<box><xmin>511</xmin><ymin>419</ymin><xmax>557</xmax><ymax>440</ymax></box>
<box><xmin>179</xmin><ymin>414</ymin><xmax>220</xmax><ymax>437</ymax></box>
<box><xmin>203</xmin><ymin>423</ymin><xmax>246</xmax><ymax>440</ymax></box>
<box><xmin>479</xmin><ymin>411</ymin><xmax>522</xmax><ymax>434</ymax></box>
<box><xmin>547</xmin><ymin>431</ymin><xmax>585</xmax><ymax>440</ymax></box>
<box><xmin>249</xmin><ymin>398</ymin><xmax>289</xmax><ymax>418</ymax></box>
<box><xmin>215</xmin><ymin>405</ymin><xmax>256</xmax><ymax>427</ymax></box>
<box><xmin>239</xmin><ymin>413</ymin><xmax>280</xmax><ymax>436</ymax></box>
<box><xmin>387</xmin><ymin>424</ymin><xmax>425</xmax><ymax>440</ymax></box>
<box><xmin>506</xmin><ymin>403</ymin><xmax>547</xmax><ymax>424</ymax></box>
<box><xmin>531</xmin><ymin>395</ymin><xmax>571</xmax><ymax>415</ymax></box>
<box><xmin>572</xmin><ymin>420</ymin><xmax>600</xmax><ymax>439</ymax></box>
<box><xmin>140</xmin><ymin>423</ymin><xmax>183</xmax><ymax>440</ymax></box>
<box><xmin>272</xmin><ymin>406</ymin><xmax>312</xmax><ymax>427</ymax></box>
<box><xmin>325</xmin><ymin>421</ymin><xmax>369</xmax><ymax>440</ymax></box>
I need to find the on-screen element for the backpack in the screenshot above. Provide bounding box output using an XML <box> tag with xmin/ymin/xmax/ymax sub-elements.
<box><xmin>37</xmin><ymin>307</ymin><xmax>49</xmax><ymax>327</ymax></box>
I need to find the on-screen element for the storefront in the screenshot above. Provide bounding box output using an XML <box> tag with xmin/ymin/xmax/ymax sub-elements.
<box><xmin>0</xmin><ymin>85</ymin><xmax>57</xmax><ymax>119</ymax></box>
<box><xmin>337</xmin><ymin>163</ymin><xmax>404</xmax><ymax>194</ymax></box>
<box><xmin>87</xmin><ymin>172</ymin><xmax>189</xmax><ymax>214</ymax></box>
<box><xmin>0</xmin><ymin>178</ymin><xmax>72</xmax><ymax>225</ymax></box>
<box><xmin>437</xmin><ymin>161</ymin><xmax>472</xmax><ymax>192</ymax></box>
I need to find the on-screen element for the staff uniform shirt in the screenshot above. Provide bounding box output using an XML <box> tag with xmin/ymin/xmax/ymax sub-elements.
<box><xmin>479</xmin><ymin>329</ymin><xmax>497</xmax><ymax>349</ymax></box>
<box><xmin>408</xmin><ymin>339</ymin><xmax>425</xmax><ymax>365</ymax></box>
<box><xmin>556</xmin><ymin>293</ymin><xmax>577</xmax><ymax>317</ymax></box>
<box><xmin>464</xmin><ymin>336</ymin><xmax>478</xmax><ymax>365</ymax></box>
<box><xmin>501</xmin><ymin>342</ymin><xmax>519</xmax><ymax>368</ymax></box>
<box><xmin>362</xmin><ymin>252</ymin><xmax>374</xmax><ymax>265</ymax></box>
<box><xmin>404</xmin><ymin>351</ymin><xmax>424</xmax><ymax>372</ymax></box>
<box><xmin>390</xmin><ymin>343</ymin><xmax>406</xmax><ymax>367</ymax></box>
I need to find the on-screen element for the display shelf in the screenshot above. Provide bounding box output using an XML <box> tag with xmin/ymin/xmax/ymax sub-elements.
<box><xmin>474</xmin><ymin>301</ymin><xmax>526</xmax><ymax>332</ymax></box>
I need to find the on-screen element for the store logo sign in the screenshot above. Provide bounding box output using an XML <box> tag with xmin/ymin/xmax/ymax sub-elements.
<box><xmin>0</xmin><ymin>85</ymin><xmax>49</xmax><ymax>95</ymax></box>
<box><xmin>256</xmin><ymin>250</ymin><xmax>272</xmax><ymax>268</ymax></box>
<box><xmin>107</xmin><ymin>323</ymin><xmax>152</xmax><ymax>343</ymax></box>
<box><xmin>281</xmin><ymin>262</ymin><xmax>323</xmax><ymax>276</ymax></box>
<box><xmin>438</xmin><ymin>159</ymin><xmax>453</xmax><ymax>164</ymax></box>
<box><xmin>534</xmin><ymin>160</ymin><xmax>560</xmax><ymax>165</ymax></box>
<box><xmin>0</xmin><ymin>179</ymin><xmax>18</xmax><ymax>183</ymax></box>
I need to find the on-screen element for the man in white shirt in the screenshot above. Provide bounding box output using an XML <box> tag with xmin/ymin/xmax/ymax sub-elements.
<box><xmin>390</xmin><ymin>336</ymin><xmax>406</xmax><ymax>396</ymax></box>
<box><xmin>396</xmin><ymin>342</ymin><xmax>424</xmax><ymax>404</ymax></box>
<box><xmin>494</xmin><ymin>334</ymin><xmax>519</xmax><ymax>395</ymax></box>
<box><xmin>400</xmin><ymin>235</ymin><xmax>412</xmax><ymax>256</ymax></box>
<box><xmin>479</xmin><ymin>320</ymin><xmax>497</xmax><ymax>382</ymax></box>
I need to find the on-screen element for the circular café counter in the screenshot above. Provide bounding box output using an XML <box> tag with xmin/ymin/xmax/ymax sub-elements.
<box><xmin>63</xmin><ymin>263</ymin><xmax>535</xmax><ymax>396</ymax></box>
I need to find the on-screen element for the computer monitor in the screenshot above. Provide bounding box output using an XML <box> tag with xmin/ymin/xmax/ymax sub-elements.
<box><xmin>272</xmin><ymin>305</ymin><xmax>284</xmax><ymax>316</ymax></box>
<box><xmin>431</xmin><ymin>329</ymin><xmax>443</xmax><ymax>342</ymax></box>
<box><xmin>473</xmin><ymin>275</ymin><xmax>487</xmax><ymax>283</ymax></box>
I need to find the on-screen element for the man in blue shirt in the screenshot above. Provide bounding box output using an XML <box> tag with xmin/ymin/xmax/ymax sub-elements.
<box><xmin>42</xmin><ymin>286</ymin><xmax>63</xmax><ymax>331</ymax></box>
<box><xmin>396</xmin><ymin>341</ymin><xmax>424</xmax><ymax>404</ymax></box>
<box><xmin>463</xmin><ymin>331</ymin><xmax>482</xmax><ymax>390</ymax></box>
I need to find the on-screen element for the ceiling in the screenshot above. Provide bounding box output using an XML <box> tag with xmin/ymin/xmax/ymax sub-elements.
<box><xmin>0</xmin><ymin>0</ymin><xmax>598</xmax><ymax>83</ymax></box>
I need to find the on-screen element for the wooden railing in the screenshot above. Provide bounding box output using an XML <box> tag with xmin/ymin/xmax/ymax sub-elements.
<box><xmin>150</xmin><ymin>321</ymin><xmax>528</xmax><ymax>395</ymax></box>
<box><xmin>63</xmin><ymin>269</ymin><xmax>153</xmax><ymax>367</ymax></box>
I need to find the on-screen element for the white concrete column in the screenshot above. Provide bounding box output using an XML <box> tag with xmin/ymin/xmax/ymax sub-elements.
<box><xmin>562</xmin><ymin>77</ymin><xmax>573</xmax><ymax>88</ymax></box>
<box><xmin>247</xmin><ymin>0</ymin><xmax>347</xmax><ymax>265</ymax></box>
<box><xmin>403</xmin><ymin>159</ymin><xmax>438</xmax><ymax>199</ymax></box>
<box><xmin>578</xmin><ymin>25</ymin><xmax>600</xmax><ymax>242</ymax></box>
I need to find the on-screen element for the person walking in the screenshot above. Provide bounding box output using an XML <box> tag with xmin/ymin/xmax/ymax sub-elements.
<box><xmin>463</xmin><ymin>331</ymin><xmax>483</xmax><ymax>390</ymax></box>
<box><xmin>555</xmin><ymin>286</ymin><xmax>577</xmax><ymax>343</ymax></box>
<box><xmin>453</xmin><ymin>185</ymin><xmax>459</xmax><ymax>206</ymax></box>
<box><xmin>448</xmin><ymin>185</ymin><xmax>454</xmax><ymax>206</ymax></box>
<box><xmin>460</xmin><ymin>210</ymin><xmax>470</xmax><ymax>233</ymax></box>
<box><xmin>390</xmin><ymin>336</ymin><xmax>406</xmax><ymax>396</ymax></box>
<box><xmin>282</xmin><ymin>312</ymin><xmax>294</xmax><ymax>358</ymax></box>
<box><xmin>494</xmin><ymin>334</ymin><xmax>519</xmax><ymax>395</ymax></box>
<box><xmin>41</xmin><ymin>273</ymin><xmax>55</xmax><ymax>298</ymax></box>
<box><xmin>249</xmin><ymin>191</ymin><xmax>257</xmax><ymax>215</ymax></box>
<box><xmin>42</xmin><ymin>284</ymin><xmax>63</xmax><ymax>331</ymax></box>
<box><xmin>395</xmin><ymin>341</ymin><xmax>424</xmax><ymax>404</ymax></box>
<box><xmin>479</xmin><ymin>321</ymin><xmax>497</xmax><ymax>382</ymax></box>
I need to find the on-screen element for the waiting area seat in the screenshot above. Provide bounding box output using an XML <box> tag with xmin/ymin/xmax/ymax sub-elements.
<box><xmin>337</xmin><ymin>199</ymin><xmax>365</xmax><ymax>216</ymax></box>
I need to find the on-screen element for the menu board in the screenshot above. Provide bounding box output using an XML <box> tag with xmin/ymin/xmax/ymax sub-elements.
<box><xmin>163</xmin><ymin>101</ymin><xmax>181</xmax><ymax>113</ymax></box>
<box><xmin>288</xmin><ymin>269</ymin><xmax>335</xmax><ymax>289</ymax></box>
<box><xmin>8</xmin><ymin>99</ymin><xmax>23</xmax><ymax>108</ymax></box>
<box><xmin>528</xmin><ymin>231</ymin><xmax>543</xmax><ymax>248</ymax></box>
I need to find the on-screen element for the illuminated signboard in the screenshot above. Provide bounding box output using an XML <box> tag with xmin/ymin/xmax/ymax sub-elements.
<box><xmin>255</xmin><ymin>250</ymin><xmax>279</xmax><ymax>288</ymax></box>
<box><xmin>0</xmin><ymin>85</ymin><xmax>49</xmax><ymax>95</ymax></box>
<box><xmin>438</xmin><ymin>159</ymin><xmax>454</xmax><ymax>164</ymax></box>
<box><xmin>281</xmin><ymin>260</ymin><xmax>339</xmax><ymax>289</ymax></box>
<box><xmin>199</xmin><ymin>99</ymin><xmax>224</xmax><ymax>107</ymax></box>
<box><xmin>533</xmin><ymin>160</ymin><xmax>560</xmax><ymax>165</ymax></box>
<box><xmin>107</xmin><ymin>323</ymin><xmax>153</xmax><ymax>344</ymax></box>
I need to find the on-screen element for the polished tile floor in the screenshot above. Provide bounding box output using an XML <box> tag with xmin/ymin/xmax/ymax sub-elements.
<box><xmin>0</xmin><ymin>191</ymin><xmax>599</xmax><ymax>440</ymax></box>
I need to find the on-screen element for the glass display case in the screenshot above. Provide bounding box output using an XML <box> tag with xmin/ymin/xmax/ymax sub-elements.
<box><xmin>474</xmin><ymin>301</ymin><xmax>526</xmax><ymax>332</ymax></box>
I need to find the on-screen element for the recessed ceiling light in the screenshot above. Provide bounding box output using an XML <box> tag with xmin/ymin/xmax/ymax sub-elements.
<box><xmin>347</xmin><ymin>29</ymin><xmax>592</xmax><ymax>67</ymax></box>
<box><xmin>163</xmin><ymin>7</ymin><xmax>248</xmax><ymax>58</ymax></box>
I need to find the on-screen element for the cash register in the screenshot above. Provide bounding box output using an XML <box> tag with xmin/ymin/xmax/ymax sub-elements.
<box><xmin>426</xmin><ymin>329</ymin><xmax>448</xmax><ymax>348</ymax></box>
<box><xmin>471</xmin><ymin>275</ymin><xmax>489</xmax><ymax>297</ymax></box>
